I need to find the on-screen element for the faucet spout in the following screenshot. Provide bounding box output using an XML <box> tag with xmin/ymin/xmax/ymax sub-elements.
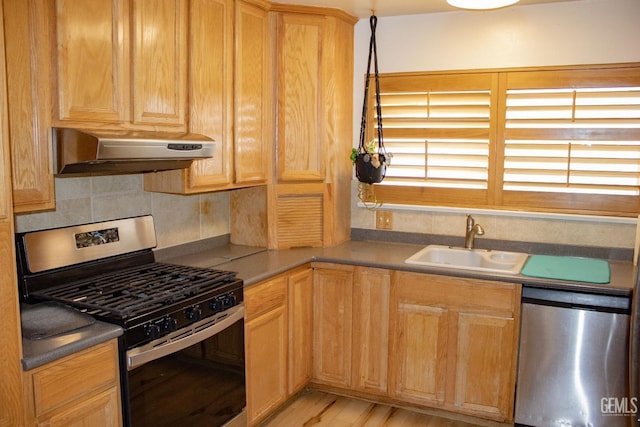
<box><xmin>464</xmin><ymin>214</ymin><xmax>484</xmax><ymax>249</ymax></box>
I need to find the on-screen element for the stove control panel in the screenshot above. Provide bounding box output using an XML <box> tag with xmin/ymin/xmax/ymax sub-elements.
<box><xmin>126</xmin><ymin>281</ymin><xmax>243</xmax><ymax>349</ymax></box>
<box><xmin>144</xmin><ymin>316</ymin><xmax>179</xmax><ymax>340</ymax></box>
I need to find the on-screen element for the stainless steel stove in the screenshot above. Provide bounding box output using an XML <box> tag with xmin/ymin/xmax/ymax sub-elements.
<box><xmin>16</xmin><ymin>215</ymin><xmax>246</xmax><ymax>427</ymax></box>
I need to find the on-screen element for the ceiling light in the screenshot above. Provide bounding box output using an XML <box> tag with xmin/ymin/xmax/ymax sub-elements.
<box><xmin>447</xmin><ymin>0</ymin><xmax>520</xmax><ymax>10</ymax></box>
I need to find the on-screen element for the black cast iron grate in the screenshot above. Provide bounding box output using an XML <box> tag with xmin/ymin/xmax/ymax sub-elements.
<box><xmin>31</xmin><ymin>263</ymin><xmax>237</xmax><ymax>319</ymax></box>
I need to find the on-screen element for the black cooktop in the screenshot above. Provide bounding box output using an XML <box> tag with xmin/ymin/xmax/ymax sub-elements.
<box><xmin>30</xmin><ymin>262</ymin><xmax>238</xmax><ymax>319</ymax></box>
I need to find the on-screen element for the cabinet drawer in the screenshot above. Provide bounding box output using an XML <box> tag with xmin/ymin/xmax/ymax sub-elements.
<box><xmin>30</xmin><ymin>340</ymin><xmax>119</xmax><ymax>416</ymax></box>
<box><xmin>394</xmin><ymin>271</ymin><xmax>519</xmax><ymax>314</ymax></box>
<box><xmin>245</xmin><ymin>276</ymin><xmax>287</xmax><ymax>321</ymax></box>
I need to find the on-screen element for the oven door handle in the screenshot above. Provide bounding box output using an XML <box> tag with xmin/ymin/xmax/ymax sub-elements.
<box><xmin>126</xmin><ymin>304</ymin><xmax>245</xmax><ymax>370</ymax></box>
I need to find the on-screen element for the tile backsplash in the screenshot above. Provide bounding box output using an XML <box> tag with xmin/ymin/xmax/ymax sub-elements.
<box><xmin>14</xmin><ymin>174</ymin><xmax>230</xmax><ymax>249</ymax></box>
<box><xmin>350</xmin><ymin>182</ymin><xmax>637</xmax><ymax>251</ymax></box>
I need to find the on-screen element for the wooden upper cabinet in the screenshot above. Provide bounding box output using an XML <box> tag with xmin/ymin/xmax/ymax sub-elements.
<box><xmin>53</xmin><ymin>0</ymin><xmax>187</xmax><ymax>130</ymax></box>
<box><xmin>54</xmin><ymin>0</ymin><xmax>128</xmax><ymax>124</ymax></box>
<box><xmin>234</xmin><ymin>0</ymin><xmax>271</xmax><ymax>185</ymax></box>
<box><xmin>4</xmin><ymin>0</ymin><xmax>55</xmax><ymax>213</ymax></box>
<box><xmin>131</xmin><ymin>0</ymin><xmax>187</xmax><ymax>126</ymax></box>
<box><xmin>276</xmin><ymin>13</ymin><xmax>325</xmax><ymax>182</ymax></box>
<box><xmin>183</xmin><ymin>0</ymin><xmax>234</xmax><ymax>189</ymax></box>
<box><xmin>144</xmin><ymin>0</ymin><xmax>271</xmax><ymax>194</ymax></box>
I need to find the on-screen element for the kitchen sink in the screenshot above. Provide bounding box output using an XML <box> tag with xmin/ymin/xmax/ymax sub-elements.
<box><xmin>405</xmin><ymin>245</ymin><xmax>529</xmax><ymax>275</ymax></box>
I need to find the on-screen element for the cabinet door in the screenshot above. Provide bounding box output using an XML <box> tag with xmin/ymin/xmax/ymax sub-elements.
<box><xmin>454</xmin><ymin>312</ymin><xmax>516</xmax><ymax>420</ymax></box>
<box><xmin>287</xmin><ymin>267</ymin><xmax>313</xmax><ymax>394</ymax></box>
<box><xmin>143</xmin><ymin>0</ymin><xmax>233</xmax><ymax>193</ymax></box>
<box><xmin>312</xmin><ymin>266</ymin><xmax>353</xmax><ymax>387</ymax></box>
<box><xmin>276</xmin><ymin>13</ymin><xmax>324</xmax><ymax>182</ymax></box>
<box><xmin>352</xmin><ymin>267</ymin><xmax>390</xmax><ymax>395</ymax></box>
<box><xmin>4</xmin><ymin>0</ymin><xmax>54</xmax><ymax>212</ymax></box>
<box><xmin>390</xmin><ymin>299</ymin><xmax>448</xmax><ymax>406</ymax></box>
<box><xmin>186</xmin><ymin>0</ymin><xmax>233</xmax><ymax>188</ymax></box>
<box><xmin>131</xmin><ymin>0</ymin><xmax>187</xmax><ymax>127</ymax></box>
<box><xmin>54</xmin><ymin>0</ymin><xmax>128</xmax><ymax>123</ymax></box>
<box><xmin>0</xmin><ymin>1</ymin><xmax>26</xmax><ymax>421</ymax></box>
<box><xmin>245</xmin><ymin>277</ymin><xmax>288</xmax><ymax>426</ymax></box>
<box><xmin>234</xmin><ymin>0</ymin><xmax>270</xmax><ymax>185</ymax></box>
<box><xmin>45</xmin><ymin>387</ymin><xmax>121</xmax><ymax>427</ymax></box>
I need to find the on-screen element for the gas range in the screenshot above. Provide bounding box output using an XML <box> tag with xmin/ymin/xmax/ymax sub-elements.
<box><xmin>16</xmin><ymin>215</ymin><xmax>248</xmax><ymax>427</ymax></box>
<box><xmin>16</xmin><ymin>216</ymin><xmax>244</xmax><ymax>350</ymax></box>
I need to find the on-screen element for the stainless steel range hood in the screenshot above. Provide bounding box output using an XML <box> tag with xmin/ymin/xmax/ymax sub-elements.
<box><xmin>53</xmin><ymin>127</ymin><xmax>215</xmax><ymax>176</ymax></box>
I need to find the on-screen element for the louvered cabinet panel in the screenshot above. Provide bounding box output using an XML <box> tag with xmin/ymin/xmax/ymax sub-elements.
<box><xmin>275</xmin><ymin>193</ymin><xmax>323</xmax><ymax>249</ymax></box>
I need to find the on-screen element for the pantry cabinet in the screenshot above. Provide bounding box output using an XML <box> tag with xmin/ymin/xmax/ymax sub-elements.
<box><xmin>53</xmin><ymin>0</ymin><xmax>187</xmax><ymax>129</ymax></box>
<box><xmin>22</xmin><ymin>340</ymin><xmax>122</xmax><ymax>427</ymax></box>
<box><xmin>389</xmin><ymin>271</ymin><xmax>520</xmax><ymax>421</ymax></box>
<box><xmin>260</xmin><ymin>7</ymin><xmax>355</xmax><ymax>249</ymax></box>
<box><xmin>0</xmin><ymin>1</ymin><xmax>26</xmax><ymax>421</ymax></box>
<box><xmin>244</xmin><ymin>265</ymin><xmax>313</xmax><ymax>426</ymax></box>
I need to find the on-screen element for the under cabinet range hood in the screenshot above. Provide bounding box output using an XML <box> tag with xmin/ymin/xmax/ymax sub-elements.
<box><xmin>53</xmin><ymin>127</ymin><xmax>215</xmax><ymax>176</ymax></box>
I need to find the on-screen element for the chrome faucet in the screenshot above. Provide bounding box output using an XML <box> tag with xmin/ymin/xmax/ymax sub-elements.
<box><xmin>464</xmin><ymin>214</ymin><xmax>485</xmax><ymax>249</ymax></box>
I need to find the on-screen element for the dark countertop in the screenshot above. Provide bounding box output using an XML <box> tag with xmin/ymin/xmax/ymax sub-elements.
<box><xmin>21</xmin><ymin>239</ymin><xmax>635</xmax><ymax>371</ymax></box>
<box><xmin>21</xmin><ymin>303</ymin><xmax>123</xmax><ymax>371</ymax></box>
<box><xmin>160</xmin><ymin>240</ymin><xmax>636</xmax><ymax>296</ymax></box>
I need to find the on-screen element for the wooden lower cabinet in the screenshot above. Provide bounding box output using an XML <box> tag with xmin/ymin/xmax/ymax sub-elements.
<box><xmin>312</xmin><ymin>264</ymin><xmax>354</xmax><ymax>388</ymax></box>
<box><xmin>287</xmin><ymin>267</ymin><xmax>313</xmax><ymax>394</ymax></box>
<box><xmin>389</xmin><ymin>271</ymin><xmax>521</xmax><ymax>422</ymax></box>
<box><xmin>22</xmin><ymin>339</ymin><xmax>122</xmax><ymax>427</ymax></box>
<box><xmin>351</xmin><ymin>266</ymin><xmax>391</xmax><ymax>396</ymax></box>
<box><xmin>312</xmin><ymin>264</ymin><xmax>391</xmax><ymax>396</ymax></box>
<box><xmin>249</xmin><ymin>264</ymin><xmax>520</xmax><ymax>425</ymax></box>
<box><xmin>245</xmin><ymin>266</ymin><xmax>313</xmax><ymax>426</ymax></box>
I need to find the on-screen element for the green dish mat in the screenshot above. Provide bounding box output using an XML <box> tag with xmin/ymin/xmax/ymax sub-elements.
<box><xmin>521</xmin><ymin>254</ymin><xmax>610</xmax><ymax>284</ymax></box>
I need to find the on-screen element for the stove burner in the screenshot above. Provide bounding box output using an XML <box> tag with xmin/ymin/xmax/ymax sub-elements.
<box><xmin>32</xmin><ymin>263</ymin><xmax>237</xmax><ymax>319</ymax></box>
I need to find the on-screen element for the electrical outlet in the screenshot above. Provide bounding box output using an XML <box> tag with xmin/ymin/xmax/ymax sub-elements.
<box><xmin>376</xmin><ymin>211</ymin><xmax>393</xmax><ymax>230</ymax></box>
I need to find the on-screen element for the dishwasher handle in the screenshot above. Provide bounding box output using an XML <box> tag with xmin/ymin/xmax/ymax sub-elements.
<box><xmin>522</xmin><ymin>286</ymin><xmax>630</xmax><ymax>314</ymax></box>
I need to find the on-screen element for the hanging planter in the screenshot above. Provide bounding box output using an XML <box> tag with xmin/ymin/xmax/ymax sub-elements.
<box><xmin>353</xmin><ymin>14</ymin><xmax>391</xmax><ymax>187</ymax></box>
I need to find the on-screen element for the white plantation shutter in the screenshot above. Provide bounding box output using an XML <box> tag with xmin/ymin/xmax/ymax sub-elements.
<box><xmin>369</xmin><ymin>65</ymin><xmax>640</xmax><ymax>216</ymax></box>
<box><xmin>370</xmin><ymin>73</ymin><xmax>495</xmax><ymax>196</ymax></box>
<box><xmin>380</xmin><ymin>90</ymin><xmax>491</xmax><ymax>188</ymax></box>
<box><xmin>503</xmin><ymin>87</ymin><xmax>640</xmax><ymax>196</ymax></box>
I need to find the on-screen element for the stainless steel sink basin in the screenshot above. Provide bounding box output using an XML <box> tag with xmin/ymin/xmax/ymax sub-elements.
<box><xmin>405</xmin><ymin>245</ymin><xmax>529</xmax><ymax>275</ymax></box>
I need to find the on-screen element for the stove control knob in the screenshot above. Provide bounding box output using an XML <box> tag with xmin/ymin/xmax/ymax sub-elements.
<box><xmin>163</xmin><ymin>317</ymin><xmax>178</xmax><ymax>332</ymax></box>
<box><xmin>209</xmin><ymin>298</ymin><xmax>222</xmax><ymax>313</ymax></box>
<box><xmin>186</xmin><ymin>306</ymin><xmax>202</xmax><ymax>322</ymax></box>
<box><xmin>222</xmin><ymin>294</ymin><xmax>233</xmax><ymax>308</ymax></box>
<box><xmin>145</xmin><ymin>324</ymin><xmax>161</xmax><ymax>340</ymax></box>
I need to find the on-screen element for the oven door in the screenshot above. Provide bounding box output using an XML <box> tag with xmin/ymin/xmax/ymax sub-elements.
<box><xmin>124</xmin><ymin>306</ymin><xmax>246</xmax><ymax>427</ymax></box>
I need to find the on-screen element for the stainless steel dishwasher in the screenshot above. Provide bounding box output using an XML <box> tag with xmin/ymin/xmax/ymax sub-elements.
<box><xmin>515</xmin><ymin>286</ymin><xmax>631</xmax><ymax>427</ymax></box>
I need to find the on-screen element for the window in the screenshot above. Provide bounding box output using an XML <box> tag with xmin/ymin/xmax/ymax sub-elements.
<box><xmin>367</xmin><ymin>64</ymin><xmax>640</xmax><ymax>217</ymax></box>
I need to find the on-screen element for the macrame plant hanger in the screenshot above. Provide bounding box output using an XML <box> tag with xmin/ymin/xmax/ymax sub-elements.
<box><xmin>355</xmin><ymin>13</ymin><xmax>389</xmax><ymax>186</ymax></box>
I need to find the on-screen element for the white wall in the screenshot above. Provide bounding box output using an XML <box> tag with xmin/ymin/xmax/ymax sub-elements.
<box><xmin>351</xmin><ymin>0</ymin><xmax>640</xmax><ymax>251</ymax></box>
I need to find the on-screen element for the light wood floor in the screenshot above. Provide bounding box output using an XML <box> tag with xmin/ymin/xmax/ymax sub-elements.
<box><xmin>260</xmin><ymin>389</ymin><xmax>509</xmax><ymax>427</ymax></box>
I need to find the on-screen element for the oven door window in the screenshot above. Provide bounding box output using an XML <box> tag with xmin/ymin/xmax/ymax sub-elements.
<box><xmin>128</xmin><ymin>318</ymin><xmax>245</xmax><ymax>426</ymax></box>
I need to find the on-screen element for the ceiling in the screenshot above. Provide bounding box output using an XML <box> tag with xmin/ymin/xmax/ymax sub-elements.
<box><xmin>272</xmin><ymin>0</ymin><xmax>580</xmax><ymax>18</ymax></box>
